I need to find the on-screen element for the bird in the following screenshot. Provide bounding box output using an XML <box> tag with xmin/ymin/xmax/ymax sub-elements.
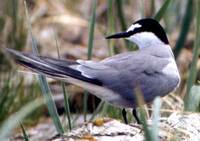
<box><xmin>5</xmin><ymin>18</ymin><xmax>180</xmax><ymax>124</ymax></box>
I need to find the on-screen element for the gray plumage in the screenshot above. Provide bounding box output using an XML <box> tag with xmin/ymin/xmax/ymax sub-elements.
<box><xmin>5</xmin><ymin>44</ymin><xmax>180</xmax><ymax>108</ymax></box>
<box><xmin>76</xmin><ymin>44</ymin><xmax>180</xmax><ymax>107</ymax></box>
<box><xmin>5</xmin><ymin>18</ymin><xmax>180</xmax><ymax>110</ymax></box>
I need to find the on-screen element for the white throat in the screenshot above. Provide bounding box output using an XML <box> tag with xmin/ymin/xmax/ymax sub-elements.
<box><xmin>127</xmin><ymin>32</ymin><xmax>166</xmax><ymax>49</ymax></box>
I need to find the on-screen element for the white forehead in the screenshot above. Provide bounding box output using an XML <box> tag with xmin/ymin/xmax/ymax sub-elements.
<box><xmin>127</xmin><ymin>23</ymin><xmax>142</xmax><ymax>32</ymax></box>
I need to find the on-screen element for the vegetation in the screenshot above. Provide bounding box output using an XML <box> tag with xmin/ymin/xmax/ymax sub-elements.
<box><xmin>0</xmin><ymin>0</ymin><xmax>199</xmax><ymax>140</ymax></box>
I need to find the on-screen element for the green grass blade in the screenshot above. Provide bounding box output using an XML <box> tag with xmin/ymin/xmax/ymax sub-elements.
<box><xmin>52</xmin><ymin>27</ymin><xmax>72</xmax><ymax>131</ymax></box>
<box><xmin>0</xmin><ymin>17</ymin><xmax>5</xmax><ymax>32</ymax></box>
<box><xmin>20</xmin><ymin>123</ymin><xmax>29</xmax><ymax>141</ymax></box>
<box><xmin>89</xmin><ymin>101</ymin><xmax>105</xmax><ymax>121</ymax></box>
<box><xmin>134</xmin><ymin>87</ymin><xmax>153</xmax><ymax>141</ymax></box>
<box><xmin>115</xmin><ymin>0</ymin><xmax>127</xmax><ymax>31</ymax></box>
<box><xmin>24</xmin><ymin>1</ymin><xmax>38</xmax><ymax>54</ymax></box>
<box><xmin>151</xmin><ymin>97</ymin><xmax>161</xmax><ymax>141</ymax></box>
<box><xmin>185</xmin><ymin>85</ymin><xmax>200</xmax><ymax>111</ymax></box>
<box><xmin>83</xmin><ymin>91</ymin><xmax>89</xmax><ymax>122</ymax></box>
<box><xmin>107</xmin><ymin>0</ymin><xmax>115</xmax><ymax>56</ymax></box>
<box><xmin>151</xmin><ymin>0</ymin><xmax>155</xmax><ymax>16</ymax></box>
<box><xmin>83</xmin><ymin>0</ymin><xmax>97</xmax><ymax>122</ymax></box>
<box><xmin>139</xmin><ymin>0</ymin><xmax>145</xmax><ymax>18</ymax></box>
<box><xmin>24</xmin><ymin>0</ymin><xmax>64</xmax><ymax>133</ymax></box>
<box><xmin>38</xmin><ymin>77</ymin><xmax>64</xmax><ymax>133</ymax></box>
<box><xmin>154</xmin><ymin>0</ymin><xmax>172</xmax><ymax>21</ymax></box>
<box><xmin>173</xmin><ymin>0</ymin><xmax>193</xmax><ymax>58</ymax></box>
<box><xmin>115</xmin><ymin>0</ymin><xmax>132</xmax><ymax>50</ymax></box>
<box><xmin>184</xmin><ymin>0</ymin><xmax>200</xmax><ymax>110</ymax></box>
<box><xmin>61</xmin><ymin>83</ymin><xmax>72</xmax><ymax>130</ymax></box>
<box><xmin>87</xmin><ymin>0</ymin><xmax>97</xmax><ymax>60</ymax></box>
<box><xmin>0</xmin><ymin>98</ymin><xmax>44</xmax><ymax>140</ymax></box>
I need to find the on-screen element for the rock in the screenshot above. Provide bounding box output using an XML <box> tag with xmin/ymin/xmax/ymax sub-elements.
<box><xmin>50</xmin><ymin>113</ymin><xmax>200</xmax><ymax>141</ymax></box>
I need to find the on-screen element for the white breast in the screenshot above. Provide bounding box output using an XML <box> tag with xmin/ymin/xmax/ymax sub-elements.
<box><xmin>162</xmin><ymin>58</ymin><xmax>181</xmax><ymax>88</ymax></box>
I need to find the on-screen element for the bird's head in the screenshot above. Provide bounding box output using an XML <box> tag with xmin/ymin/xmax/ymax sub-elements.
<box><xmin>106</xmin><ymin>18</ymin><xmax>169</xmax><ymax>49</ymax></box>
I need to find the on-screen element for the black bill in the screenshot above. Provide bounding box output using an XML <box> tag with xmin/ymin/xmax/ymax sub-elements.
<box><xmin>106</xmin><ymin>31</ymin><xmax>131</xmax><ymax>39</ymax></box>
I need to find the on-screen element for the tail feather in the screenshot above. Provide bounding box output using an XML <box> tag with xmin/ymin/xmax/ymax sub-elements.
<box><xmin>5</xmin><ymin>48</ymin><xmax>102</xmax><ymax>86</ymax></box>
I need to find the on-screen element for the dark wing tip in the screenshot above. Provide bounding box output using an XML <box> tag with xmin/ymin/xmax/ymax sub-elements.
<box><xmin>3</xmin><ymin>47</ymin><xmax>16</xmax><ymax>56</ymax></box>
<box><xmin>4</xmin><ymin>48</ymin><xmax>24</xmax><ymax>57</ymax></box>
<box><xmin>4</xmin><ymin>48</ymin><xmax>103</xmax><ymax>86</ymax></box>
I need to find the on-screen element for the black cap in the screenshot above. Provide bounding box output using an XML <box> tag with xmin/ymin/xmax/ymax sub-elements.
<box><xmin>106</xmin><ymin>18</ymin><xmax>169</xmax><ymax>44</ymax></box>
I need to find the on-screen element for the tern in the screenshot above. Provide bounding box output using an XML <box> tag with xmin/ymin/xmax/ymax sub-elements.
<box><xmin>5</xmin><ymin>18</ymin><xmax>180</xmax><ymax>124</ymax></box>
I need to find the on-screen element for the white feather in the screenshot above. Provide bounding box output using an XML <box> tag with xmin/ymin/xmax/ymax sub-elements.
<box><xmin>127</xmin><ymin>32</ymin><xmax>165</xmax><ymax>49</ymax></box>
<box><xmin>126</xmin><ymin>23</ymin><xmax>142</xmax><ymax>32</ymax></box>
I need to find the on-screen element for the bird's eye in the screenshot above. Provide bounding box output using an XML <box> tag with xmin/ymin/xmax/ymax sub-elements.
<box><xmin>127</xmin><ymin>23</ymin><xmax>142</xmax><ymax>32</ymax></box>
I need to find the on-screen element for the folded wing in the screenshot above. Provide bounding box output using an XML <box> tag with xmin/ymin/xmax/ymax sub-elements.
<box><xmin>5</xmin><ymin>48</ymin><xmax>102</xmax><ymax>86</ymax></box>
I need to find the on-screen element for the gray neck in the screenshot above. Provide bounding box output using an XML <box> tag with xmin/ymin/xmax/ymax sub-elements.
<box><xmin>141</xmin><ymin>44</ymin><xmax>174</xmax><ymax>58</ymax></box>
